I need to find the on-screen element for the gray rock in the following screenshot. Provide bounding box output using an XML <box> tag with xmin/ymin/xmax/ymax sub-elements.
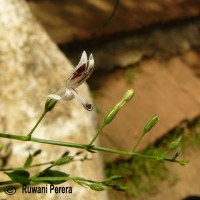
<box><xmin>0</xmin><ymin>0</ymin><xmax>108</xmax><ymax>199</ymax></box>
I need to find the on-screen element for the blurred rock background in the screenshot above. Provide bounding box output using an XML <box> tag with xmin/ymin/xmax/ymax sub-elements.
<box><xmin>1</xmin><ymin>0</ymin><xmax>200</xmax><ymax>199</ymax></box>
<box><xmin>0</xmin><ymin>0</ymin><xmax>107</xmax><ymax>200</ymax></box>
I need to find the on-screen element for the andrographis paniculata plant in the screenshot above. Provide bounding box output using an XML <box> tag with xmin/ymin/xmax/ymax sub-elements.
<box><xmin>0</xmin><ymin>51</ymin><xmax>189</xmax><ymax>193</ymax></box>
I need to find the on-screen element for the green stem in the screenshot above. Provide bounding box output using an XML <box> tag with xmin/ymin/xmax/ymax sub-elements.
<box><xmin>131</xmin><ymin>133</ymin><xmax>145</xmax><ymax>153</ymax></box>
<box><xmin>27</xmin><ymin>110</ymin><xmax>47</xmax><ymax>138</ymax></box>
<box><xmin>0</xmin><ymin>180</ymin><xmax>14</xmax><ymax>186</ymax></box>
<box><xmin>0</xmin><ymin>132</ymin><xmax>85</xmax><ymax>149</ymax></box>
<box><xmin>88</xmin><ymin>123</ymin><xmax>106</xmax><ymax>147</ymax></box>
<box><xmin>0</xmin><ymin>161</ymin><xmax>53</xmax><ymax>171</ymax></box>
<box><xmin>0</xmin><ymin>132</ymin><xmax>181</xmax><ymax>164</ymax></box>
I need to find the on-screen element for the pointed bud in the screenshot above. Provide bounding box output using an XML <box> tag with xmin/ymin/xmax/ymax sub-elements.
<box><xmin>104</xmin><ymin>89</ymin><xmax>134</xmax><ymax>124</ymax></box>
<box><xmin>178</xmin><ymin>159</ymin><xmax>189</xmax><ymax>166</ymax></box>
<box><xmin>168</xmin><ymin>136</ymin><xmax>182</xmax><ymax>151</ymax></box>
<box><xmin>89</xmin><ymin>184</ymin><xmax>105</xmax><ymax>191</ymax></box>
<box><xmin>52</xmin><ymin>156</ymin><xmax>73</xmax><ymax>166</ymax></box>
<box><xmin>173</xmin><ymin>151</ymin><xmax>180</xmax><ymax>160</ymax></box>
<box><xmin>45</xmin><ymin>98</ymin><xmax>58</xmax><ymax>112</ymax></box>
<box><xmin>108</xmin><ymin>175</ymin><xmax>124</xmax><ymax>181</ymax></box>
<box><xmin>143</xmin><ymin>115</ymin><xmax>159</xmax><ymax>135</ymax></box>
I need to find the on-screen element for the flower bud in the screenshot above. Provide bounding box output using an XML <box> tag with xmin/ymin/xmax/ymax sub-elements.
<box><xmin>104</xmin><ymin>89</ymin><xmax>134</xmax><ymax>124</ymax></box>
<box><xmin>89</xmin><ymin>183</ymin><xmax>105</xmax><ymax>191</ymax></box>
<box><xmin>178</xmin><ymin>159</ymin><xmax>189</xmax><ymax>166</ymax></box>
<box><xmin>143</xmin><ymin>115</ymin><xmax>159</xmax><ymax>135</ymax></box>
<box><xmin>52</xmin><ymin>156</ymin><xmax>73</xmax><ymax>166</ymax></box>
<box><xmin>168</xmin><ymin>136</ymin><xmax>182</xmax><ymax>151</ymax></box>
<box><xmin>45</xmin><ymin>98</ymin><xmax>58</xmax><ymax>112</ymax></box>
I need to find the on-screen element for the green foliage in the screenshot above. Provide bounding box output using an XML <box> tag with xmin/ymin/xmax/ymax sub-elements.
<box><xmin>31</xmin><ymin>169</ymin><xmax>69</xmax><ymax>184</ymax></box>
<box><xmin>168</xmin><ymin>136</ymin><xmax>182</xmax><ymax>151</ymax></box>
<box><xmin>0</xmin><ymin>89</ymin><xmax>191</xmax><ymax>193</ymax></box>
<box><xmin>143</xmin><ymin>115</ymin><xmax>159</xmax><ymax>135</ymax></box>
<box><xmin>89</xmin><ymin>184</ymin><xmax>105</xmax><ymax>191</ymax></box>
<box><xmin>106</xmin><ymin>146</ymin><xmax>168</xmax><ymax>197</ymax></box>
<box><xmin>5</xmin><ymin>169</ymin><xmax>30</xmax><ymax>185</ymax></box>
<box><xmin>106</xmin><ymin>116</ymin><xmax>200</xmax><ymax>198</ymax></box>
<box><xmin>104</xmin><ymin>89</ymin><xmax>134</xmax><ymax>124</ymax></box>
<box><xmin>24</xmin><ymin>149</ymin><xmax>42</xmax><ymax>167</ymax></box>
<box><xmin>45</xmin><ymin>98</ymin><xmax>58</xmax><ymax>112</ymax></box>
<box><xmin>52</xmin><ymin>155</ymin><xmax>73</xmax><ymax>166</ymax></box>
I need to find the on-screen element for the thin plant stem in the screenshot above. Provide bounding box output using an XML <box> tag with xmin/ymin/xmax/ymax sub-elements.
<box><xmin>103</xmin><ymin>0</ymin><xmax>120</xmax><ymax>27</ymax></box>
<box><xmin>27</xmin><ymin>110</ymin><xmax>47</xmax><ymax>138</ymax></box>
<box><xmin>0</xmin><ymin>161</ymin><xmax>53</xmax><ymax>171</ymax></box>
<box><xmin>0</xmin><ymin>180</ymin><xmax>13</xmax><ymax>186</ymax></box>
<box><xmin>0</xmin><ymin>132</ymin><xmax>183</xmax><ymax>164</ymax></box>
<box><xmin>131</xmin><ymin>133</ymin><xmax>145</xmax><ymax>153</ymax></box>
<box><xmin>88</xmin><ymin>123</ymin><xmax>105</xmax><ymax>147</ymax></box>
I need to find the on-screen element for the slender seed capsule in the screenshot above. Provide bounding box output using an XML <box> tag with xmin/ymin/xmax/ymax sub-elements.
<box><xmin>168</xmin><ymin>136</ymin><xmax>182</xmax><ymax>151</ymax></box>
<box><xmin>143</xmin><ymin>115</ymin><xmax>159</xmax><ymax>135</ymax></box>
<box><xmin>104</xmin><ymin>89</ymin><xmax>134</xmax><ymax>124</ymax></box>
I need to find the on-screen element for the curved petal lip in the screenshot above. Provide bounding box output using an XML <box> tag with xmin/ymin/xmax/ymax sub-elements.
<box><xmin>47</xmin><ymin>94</ymin><xmax>62</xmax><ymax>100</ymax></box>
<box><xmin>47</xmin><ymin>51</ymin><xmax>94</xmax><ymax>111</ymax></box>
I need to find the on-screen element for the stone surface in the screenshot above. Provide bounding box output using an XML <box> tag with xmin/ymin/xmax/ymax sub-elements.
<box><xmin>93</xmin><ymin>50</ymin><xmax>200</xmax><ymax>161</ymax></box>
<box><xmin>0</xmin><ymin>0</ymin><xmax>107</xmax><ymax>199</ymax></box>
<box><xmin>66</xmin><ymin>18</ymin><xmax>200</xmax><ymax>72</ymax></box>
<box><xmin>28</xmin><ymin>0</ymin><xmax>200</xmax><ymax>44</ymax></box>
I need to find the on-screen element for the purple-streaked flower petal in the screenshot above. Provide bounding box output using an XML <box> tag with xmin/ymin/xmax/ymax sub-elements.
<box><xmin>47</xmin><ymin>51</ymin><xmax>94</xmax><ymax>111</ymax></box>
<box><xmin>76</xmin><ymin>51</ymin><xmax>87</xmax><ymax>69</ymax></box>
<box><xmin>70</xmin><ymin>89</ymin><xmax>93</xmax><ymax>111</ymax></box>
<box><xmin>66</xmin><ymin>51</ymin><xmax>87</xmax><ymax>88</ymax></box>
<box><xmin>76</xmin><ymin>53</ymin><xmax>94</xmax><ymax>86</ymax></box>
<box><xmin>66</xmin><ymin>51</ymin><xmax>94</xmax><ymax>89</ymax></box>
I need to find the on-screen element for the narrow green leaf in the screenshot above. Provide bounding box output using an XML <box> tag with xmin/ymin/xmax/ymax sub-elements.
<box><xmin>32</xmin><ymin>169</ymin><xmax>69</xmax><ymax>184</ymax></box>
<box><xmin>4</xmin><ymin>169</ymin><xmax>30</xmax><ymax>185</ymax></box>
<box><xmin>24</xmin><ymin>153</ymin><xmax>33</xmax><ymax>167</ymax></box>
<box><xmin>89</xmin><ymin>183</ymin><xmax>105</xmax><ymax>191</ymax></box>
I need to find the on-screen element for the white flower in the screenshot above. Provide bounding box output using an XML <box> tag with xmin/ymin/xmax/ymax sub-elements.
<box><xmin>47</xmin><ymin>51</ymin><xmax>94</xmax><ymax>111</ymax></box>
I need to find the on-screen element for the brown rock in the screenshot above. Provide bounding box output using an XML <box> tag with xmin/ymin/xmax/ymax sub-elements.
<box><xmin>94</xmin><ymin>50</ymin><xmax>200</xmax><ymax>161</ymax></box>
<box><xmin>28</xmin><ymin>0</ymin><xmax>200</xmax><ymax>44</ymax></box>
